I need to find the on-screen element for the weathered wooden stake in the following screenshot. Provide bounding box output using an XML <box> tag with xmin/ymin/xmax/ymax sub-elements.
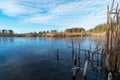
<box><xmin>108</xmin><ymin>72</ymin><xmax>112</xmax><ymax>80</ymax></box>
<box><xmin>83</xmin><ymin>60</ymin><xmax>88</xmax><ymax>77</ymax></box>
<box><xmin>78</xmin><ymin>43</ymin><xmax>80</xmax><ymax>67</ymax></box>
<box><xmin>56</xmin><ymin>49</ymin><xmax>59</xmax><ymax>62</ymax></box>
<box><xmin>72</xmin><ymin>67</ymin><xmax>76</xmax><ymax>80</ymax></box>
<box><xmin>88</xmin><ymin>50</ymin><xmax>90</xmax><ymax>61</ymax></box>
<box><xmin>72</xmin><ymin>39</ymin><xmax>75</xmax><ymax>60</ymax></box>
<box><xmin>96</xmin><ymin>45</ymin><xmax>99</xmax><ymax>66</ymax></box>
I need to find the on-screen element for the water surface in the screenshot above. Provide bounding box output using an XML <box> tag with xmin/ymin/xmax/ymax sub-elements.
<box><xmin>0</xmin><ymin>37</ymin><xmax>105</xmax><ymax>80</ymax></box>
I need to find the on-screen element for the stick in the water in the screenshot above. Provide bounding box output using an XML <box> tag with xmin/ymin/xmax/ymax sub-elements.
<box><xmin>83</xmin><ymin>60</ymin><xmax>88</xmax><ymax>77</ymax></box>
<box><xmin>108</xmin><ymin>72</ymin><xmax>112</xmax><ymax>80</ymax></box>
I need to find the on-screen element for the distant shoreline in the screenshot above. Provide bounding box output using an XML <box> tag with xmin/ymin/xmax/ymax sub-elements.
<box><xmin>0</xmin><ymin>26</ymin><xmax>107</xmax><ymax>37</ymax></box>
<box><xmin>0</xmin><ymin>32</ymin><xmax>106</xmax><ymax>37</ymax></box>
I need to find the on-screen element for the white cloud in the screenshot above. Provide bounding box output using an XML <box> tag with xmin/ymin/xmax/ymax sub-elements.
<box><xmin>51</xmin><ymin>1</ymin><xmax>81</xmax><ymax>15</ymax></box>
<box><xmin>0</xmin><ymin>0</ymin><xmax>25</xmax><ymax>16</ymax></box>
<box><xmin>24</xmin><ymin>14</ymin><xmax>55</xmax><ymax>23</ymax></box>
<box><xmin>0</xmin><ymin>0</ymin><xmax>120</xmax><ymax>31</ymax></box>
<box><xmin>0</xmin><ymin>0</ymin><xmax>56</xmax><ymax>16</ymax></box>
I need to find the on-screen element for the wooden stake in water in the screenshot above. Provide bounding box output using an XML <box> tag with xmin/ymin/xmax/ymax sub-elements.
<box><xmin>74</xmin><ymin>52</ymin><xmax>77</xmax><ymax>66</ymax></box>
<box><xmin>108</xmin><ymin>72</ymin><xmax>112</xmax><ymax>80</ymax></box>
<box><xmin>85</xmin><ymin>50</ymin><xmax>87</xmax><ymax>61</ymax></box>
<box><xmin>56</xmin><ymin>49</ymin><xmax>59</xmax><ymax>62</ymax></box>
<box><xmin>78</xmin><ymin>43</ymin><xmax>81</xmax><ymax>67</ymax></box>
<box><xmin>88</xmin><ymin>50</ymin><xmax>90</xmax><ymax>61</ymax></box>
<box><xmin>91</xmin><ymin>52</ymin><xmax>94</xmax><ymax>70</ymax></box>
<box><xmin>83</xmin><ymin>60</ymin><xmax>88</xmax><ymax>78</ymax></box>
<box><xmin>72</xmin><ymin>39</ymin><xmax>74</xmax><ymax>59</ymax></box>
<box><xmin>72</xmin><ymin>67</ymin><xmax>76</xmax><ymax>80</ymax></box>
<box><xmin>100</xmin><ymin>49</ymin><xmax>104</xmax><ymax>66</ymax></box>
<box><xmin>96</xmin><ymin>45</ymin><xmax>99</xmax><ymax>66</ymax></box>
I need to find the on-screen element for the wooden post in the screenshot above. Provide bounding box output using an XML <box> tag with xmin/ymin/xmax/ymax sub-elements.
<box><xmin>56</xmin><ymin>49</ymin><xmax>59</xmax><ymax>62</ymax></box>
<box><xmin>108</xmin><ymin>72</ymin><xmax>112</xmax><ymax>80</ymax></box>
<box><xmin>90</xmin><ymin>44</ymin><xmax>91</xmax><ymax>52</ymax></box>
<box><xmin>74</xmin><ymin>52</ymin><xmax>77</xmax><ymax>66</ymax></box>
<box><xmin>78</xmin><ymin>43</ymin><xmax>80</xmax><ymax>67</ymax></box>
<box><xmin>72</xmin><ymin>67</ymin><xmax>80</xmax><ymax>80</ymax></box>
<box><xmin>72</xmin><ymin>67</ymin><xmax>76</xmax><ymax>80</ymax></box>
<box><xmin>72</xmin><ymin>39</ymin><xmax>74</xmax><ymax>59</ymax></box>
<box><xmin>85</xmin><ymin>50</ymin><xmax>87</xmax><ymax>61</ymax></box>
<box><xmin>106</xmin><ymin>29</ymin><xmax>110</xmax><ymax>71</ymax></box>
<box><xmin>105</xmin><ymin>29</ymin><xmax>110</xmax><ymax>57</ymax></box>
<box><xmin>96</xmin><ymin>45</ymin><xmax>99</xmax><ymax>66</ymax></box>
<box><xmin>113</xmin><ymin>29</ymin><xmax>118</xmax><ymax>70</ymax></box>
<box><xmin>106</xmin><ymin>4</ymin><xmax>110</xmax><ymax>58</ymax></box>
<box><xmin>110</xmin><ymin>19</ymin><xmax>114</xmax><ymax>71</ymax></box>
<box><xmin>118</xmin><ymin>25</ymin><xmax>120</xmax><ymax>72</ymax></box>
<box><xmin>88</xmin><ymin>50</ymin><xmax>90</xmax><ymax>61</ymax></box>
<box><xmin>92</xmin><ymin>51</ymin><xmax>93</xmax><ymax>62</ymax></box>
<box><xmin>117</xmin><ymin>53</ymin><xmax>120</xmax><ymax>73</ymax></box>
<box><xmin>100</xmin><ymin>49</ymin><xmax>104</xmax><ymax>66</ymax></box>
<box><xmin>111</xmin><ymin>0</ymin><xmax>115</xmax><ymax>10</ymax></box>
<box><xmin>90</xmin><ymin>44</ymin><xmax>91</xmax><ymax>60</ymax></box>
<box><xmin>83</xmin><ymin>60</ymin><xmax>88</xmax><ymax>77</ymax></box>
<box><xmin>91</xmin><ymin>52</ymin><xmax>94</xmax><ymax>70</ymax></box>
<box><xmin>106</xmin><ymin>54</ymin><xmax>110</xmax><ymax>71</ymax></box>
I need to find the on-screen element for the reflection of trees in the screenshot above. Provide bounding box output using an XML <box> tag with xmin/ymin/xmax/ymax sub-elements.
<box><xmin>0</xmin><ymin>37</ymin><xmax>14</xmax><ymax>44</ymax></box>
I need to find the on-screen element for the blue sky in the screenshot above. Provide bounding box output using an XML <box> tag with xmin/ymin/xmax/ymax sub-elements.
<box><xmin>0</xmin><ymin>0</ymin><xmax>119</xmax><ymax>33</ymax></box>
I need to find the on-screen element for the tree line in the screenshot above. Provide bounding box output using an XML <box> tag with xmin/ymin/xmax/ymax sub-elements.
<box><xmin>0</xmin><ymin>29</ymin><xmax>14</xmax><ymax>37</ymax></box>
<box><xmin>1</xmin><ymin>24</ymin><xmax>113</xmax><ymax>37</ymax></box>
<box><xmin>65</xmin><ymin>28</ymin><xmax>85</xmax><ymax>33</ymax></box>
<box><xmin>88</xmin><ymin>22</ymin><xmax>116</xmax><ymax>33</ymax></box>
<box><xmin>14</xmin><ymin>28</ymin><xmax>86</xmax><ymax>37</ymax></box>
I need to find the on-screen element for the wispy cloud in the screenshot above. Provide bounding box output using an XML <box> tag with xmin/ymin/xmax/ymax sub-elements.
<box><xmin>0</xmin><ymin>0</ymin><xmax>120</xmax><ymax>32</ymax></box>
<box><xmin>0</xmin><ymin>0</ymin><xmax>24</xmax><ymax>16</ymax></box>
<box><xmin>24</xmin><ymin>14</ymin><xmax>55</xmax><ymax>23</ymax></box>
